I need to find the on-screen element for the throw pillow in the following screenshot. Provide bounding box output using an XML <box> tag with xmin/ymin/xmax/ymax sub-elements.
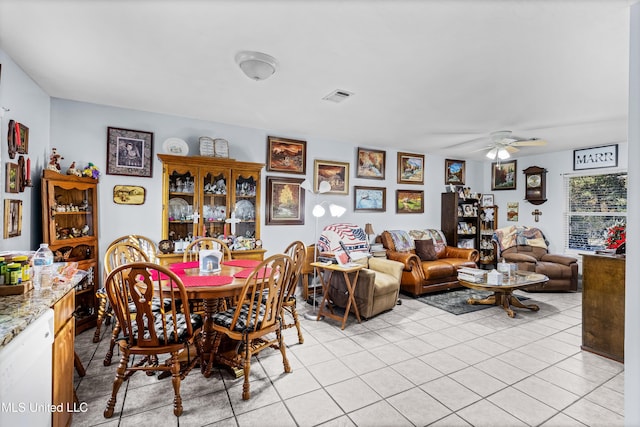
<box><xmin>415</xmin><ymin>239</ymin><xmax>437</xmax><ymax>261</ymax></box>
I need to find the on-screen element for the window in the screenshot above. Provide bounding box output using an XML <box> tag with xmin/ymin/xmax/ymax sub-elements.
<box><xmin>565</xmin><ymin>172</ymin><xmax>627</xmax><ymax>251</ymax></box>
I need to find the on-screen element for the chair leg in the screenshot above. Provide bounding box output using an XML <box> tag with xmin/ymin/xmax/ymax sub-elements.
<box><xmin>170</xmin><ymin>352</ymin><xmax>183</xmax><ymax>417</ymax></box>
<box><xmin>277</xmin><ymin>326</ymin><xmax>292</xmax><ymax>374</ymax></box>
<box><xmin>290</xmin><ymin>303</ymin><xmax>304</xmax><ymax>344</ymax></box>
<box><xmin>103</xmin><ymin>321</ymin><xmax>120</xmax><ymax>366</ymax></box>
<box><xmin>242</xmin><ymin>335</ymin><xmax>252</xmax><ymax>400</ymax></box>
<box><xmin>104</xmin><ymin>346</ymin><xmax>129</xmax><ymax>418</ymax></box>
<box><xmin>93</xmin><ymin>293</ymin><xmax>108</xmax><ymax>343</ymax></box>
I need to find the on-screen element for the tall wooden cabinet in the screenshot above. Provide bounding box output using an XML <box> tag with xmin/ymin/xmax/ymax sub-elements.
<box><xmin>441</xmin><ymin>192</ymin><xmax>480</xmax><ymax>250</ymax></box>
<box><xmin>158</xmin><ymin>154</ymin><xmax>265</xmax><ymax>261</ymax></box>
<box><xmin>479</xmin><ymin>205</ymin><xmax>498</xmax><ymax>268</ymax></box>
<box><xmin>41</xmin><ymin>170</ymin><xmax>99</xmax><ymax>334</ymax></box>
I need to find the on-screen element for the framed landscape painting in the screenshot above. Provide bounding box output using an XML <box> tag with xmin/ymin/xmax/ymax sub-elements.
<box><xmin>356</xmin><ymin>147</ymin><xmax>385</xmax><ymax>179</ymax></box>
<box><xmin>491</xmin><ymin>160</ymin><xmax>517</xmax><ymax>190</ymax></box>
<box><xmin>397</xmin><ymin>152</ymin><xmax>425</xmax><ymax>184</ymax></box>
<box><xmin>314</xmin><ymin>159</ymin><xmax>349</xmax><ymax>194</ymax></box>
<box><xmin>396</xmin><ymin>189</ymin><xmax>424</xmax><ymax>213</ymax></box>
<box><xmin>444</xmin><ymin>159</ymin><xmax>465</xmax><ymax>185</ymax></box>
<box><xmin>266</xmin><ymin>136</ymin><xmax>306</xmax><ymax>174</ymax></box>
<box><xmin>354</xmin><ymin>186</ymin><xmax>386</xmax><ymax>212</ymax></box>
<box><xmin>265</xmin><ymin>176</ymin><xmax>305</xmax><ymax>225</ymax></box>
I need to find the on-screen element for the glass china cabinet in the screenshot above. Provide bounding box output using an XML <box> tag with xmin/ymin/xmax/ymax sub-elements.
<box><xmin>158</xmin><ymin>154</ymin><xmax>265</xmax><ymax>263</ymax></box>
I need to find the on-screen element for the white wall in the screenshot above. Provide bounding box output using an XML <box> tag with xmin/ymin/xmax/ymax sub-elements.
<box><xmin>50</xmin><ymin>98</ymin><xmax>489</xmax><ymax>258</ymax></box>
<box><xmin>0</xmin><ymin>50</ymin><xmax>50</xmax><ymax>252</ymax></box>
<box><xmin>482</xmin><ymin>145</ymin><xmax>628</xmax><ymax>255</ymax></box>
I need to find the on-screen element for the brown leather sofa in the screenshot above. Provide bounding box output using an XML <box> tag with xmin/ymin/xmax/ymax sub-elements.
<box><xmin>380</xmin><ymin>229</ymin><xmax>479</xmax><ymax>297</ymax></box>
<box><xmin>327</xmin><ymin>257</ymin><xmax>404</xmax><ymax>319</ymax></box>
<box><xmin>495</xmin><ymin>226</ymin><xmax>578</xmax><ymax>291</ymax></box>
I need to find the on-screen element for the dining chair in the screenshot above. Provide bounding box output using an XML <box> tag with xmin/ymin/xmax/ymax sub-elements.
<box><xmin>182</xmin><ymin>237</ymin><xmax>232</xmax><ymax>262</ymax></box>
<box><xmin>103</xmin><ymin>262</ymin><xmax>202</xmax><ymax>418</ymax></box>
<box><xmin>281</xmin><ymin>241</ymin><xmax>306</xmax><ymax>344</ymax></box>
<box><xmin>93</xmin><ymin>235</ymin><xmax>159</xmax><ymax>343</ymax></box>
<box><xmin>211</xmin><ymin>254</ymin><xmax>293</xmax><ymax>400</ymax></box>
<box><xmin>101</xmin><ymin>243</ymin><xmax>149</xmax><ymax>366</ymax></box>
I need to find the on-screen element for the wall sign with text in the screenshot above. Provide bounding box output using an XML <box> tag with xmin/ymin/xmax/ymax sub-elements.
<box><xmin>573</xmin><ymin>144</ymin><xmax>618</xmax><ymax>170</ymax></box>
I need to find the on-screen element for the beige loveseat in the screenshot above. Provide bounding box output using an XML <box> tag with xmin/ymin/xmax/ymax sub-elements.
<box><xmin>327</xmin><ymin>257</ymin><xmax>404</xmax><ymax>319</ymax></box>
<box><xmin>381</xmin><ymin>229</ymin><xmax>479</xmax><ymax>296</ymax></box>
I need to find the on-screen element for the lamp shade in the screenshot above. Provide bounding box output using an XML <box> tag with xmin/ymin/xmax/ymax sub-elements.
<box><xmin>364</xmin><ymin>223</ymin><xmax>375</xmax><ymax>236</ymax></box>
<box><xmin>318</xmin><ymin>181</ymin><xmax>331</xmax><ymax>194</ymax></box>
<box><xmin>235</xmin><ymin>51</ymin><xmax>278</xmax><ymax>81</ymax></box>
<box><xmin>329</xmin><ymin>203</ymin><xmax>346</xmax><ymax>217</ymax></box>
<box><xmin>312</xmin><ymin>204</ymin><xmax>326</xmax><ymax>218</ymax></box>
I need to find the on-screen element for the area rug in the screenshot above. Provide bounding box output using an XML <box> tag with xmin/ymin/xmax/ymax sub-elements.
<box><xmin>416</xmin><ymin>288</ymin><xmax>528</xmax><ymax>315</ymax></box>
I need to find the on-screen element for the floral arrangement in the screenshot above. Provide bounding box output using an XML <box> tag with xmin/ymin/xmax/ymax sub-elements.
<box><xmin>82</xmin><ymin>163</ymin><xmax>100</xmax><ymax>179</ymax></box>
<box><xmin>605</xmin><ymin>223</ymin><xmax>626</xmax><ymax>249</ymax></box>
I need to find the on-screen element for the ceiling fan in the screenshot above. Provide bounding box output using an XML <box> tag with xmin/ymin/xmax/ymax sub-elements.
<box><xmin>482</xmin><ymin>130</ymin><xmax>547</xmax><ymax>160</ymax></box>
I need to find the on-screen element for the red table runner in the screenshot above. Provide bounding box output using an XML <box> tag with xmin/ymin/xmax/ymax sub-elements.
<box><xmin>169</xmin><ymin>261</ymin><xmax>200</xmax><ymax>272</ymax></box>
<box><xmin>233</xmin><ymin>267</ymin><xmax>272</xmax><ymax>279</ymax></box>
<box><xmin>222</xmin><ymin>259</ymin><xmax>261</xmax><ymax>268</ymax></box>
<box><xmin>174</xmin><ymin>275</ymin><xmax>234</xmax><ymax>287</ymax></box>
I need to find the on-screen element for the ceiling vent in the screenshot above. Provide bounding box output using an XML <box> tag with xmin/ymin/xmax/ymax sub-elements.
<box><xmin>322</xmin><ymin>89</ymin><xmax>354</xmax><ymax>103</ymax></box>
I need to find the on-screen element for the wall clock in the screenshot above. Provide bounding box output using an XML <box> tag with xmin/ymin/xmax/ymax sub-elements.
<box><xmin>523</xmin><ymin>166</ymin><xmax>547</xmax><ymax>205</ymax></box>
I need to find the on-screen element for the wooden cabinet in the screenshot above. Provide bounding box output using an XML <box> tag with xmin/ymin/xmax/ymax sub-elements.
<box><xmin>479</xmin><ymin>205</ymin><xmax>498</xmax><ymax>268</ymax></box>
<box><xmin>41</xmin><ymin>170</ymin><xmax>99</xmax><ymax>333</ymax></box>
<box><xmin>158</xmin><ymin>154</ymin><xmax>265</xmax><ymax>259</ymax></box>
<box><xmin>52</xmin><ymin>289</ymin><xmax>75</xmax><ymax>427</ymax></box>
<box><xmin>441</xmin><ymin>192</ymin><xmax>480</xmax><ymax>250</ymax></box>
<box><xmin>581</xmin><ymin>254</ymin><xmax>625</xmax><ymax>362</ymax></box>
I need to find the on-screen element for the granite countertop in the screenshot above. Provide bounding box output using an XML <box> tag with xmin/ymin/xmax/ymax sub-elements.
<box><xmin>0</xmin><ymin>272</ymin><xmax>86</xmax><ymax>348</ymax></box>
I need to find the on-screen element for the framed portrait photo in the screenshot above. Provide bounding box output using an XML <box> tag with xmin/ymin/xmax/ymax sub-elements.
<box><xmin>354</xmin><ymin>186</ymin><xmax>386</xmax><ymax>212</ymax></box>
<box><xmin>265</xmin><ymin>176</ymin><xmax>305</xmax><ymax>225</ymax></box>
<box><xmin>314</xmin><ymin>159</ymin><xmax>349</xmax><ymax>194</ymax></box>
<box><xmin>356</xmin><ymin>147</ymin><xmax>385</xmax><ymax>179</ymax></box>
<box><xmin>444</xmin><ymin>159</ymin><xmax>465</xmax><ymax>185</ymax></box>
<box><xmin>397</xmin><ymin>152</ymin><xmax>425</xmax><ymax>184</ymax></box>
<box><xmin>106</xmin><ymin>127</ymin><xmax>154</xmax><ymax>177</ymax></box>
<box><xmin>491</xmin><ymin>160</ymin><xmax>517</xmax><ymax>190</ymax></box>
<box><xmin>266</xmin><ymin>136</ymin><xmax>307</xmax><ymax>174</ymax></box>
<box><xmin>396</xmin><ymin>189</ymin><xmax>424</xmax><ymax>214</ymax></box>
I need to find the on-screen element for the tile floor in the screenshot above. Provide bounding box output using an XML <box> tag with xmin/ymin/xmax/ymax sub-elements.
<box><xmin>73</xmin><ymin>289</ymin><xmax>624</xmax><ymax>426</ymax></box>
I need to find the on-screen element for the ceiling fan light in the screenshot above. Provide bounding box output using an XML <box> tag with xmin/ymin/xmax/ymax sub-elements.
<box><xmin>486</xmin><ymin>148</ymin><xmax>498</xmax><ymax>159</ymax></box>
<box><xmin>235</xmin><ymin>51</ymin><xmax>278</xmax><ymax>81</ymax></box>
<box><xmin>497</xmin><ymin>148</ymin><xmax>511</xmax><ymax>159</ymax></box>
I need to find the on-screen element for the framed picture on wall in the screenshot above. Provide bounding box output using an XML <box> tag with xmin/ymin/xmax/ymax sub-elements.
<box><xmin>265</xmin><ymin>176</ymin><xmax>305</xmax><ymax>225</ymax></box>
<box><xmin>396</xmin><ymin>189</ymin><xmax>424</xmax><ymax>213</ymax></box>
<box><xmin>314</xmin><ymin>159</ymin><xmax>349</xmax><ymax>194</ymax></box>
<box><xmin>397</xmin><ymin>152</ymin><xmax>425</xmax><ymax>184</ymax></box>
<box><xmin>266</xmin><ymin>136</ymin><xmax>307</xmax><ymax>174</ymax></box>
<box><xmin>5</xmin><ymin>162</ymin><xmax>19</xmax><ymax>193</ymax></box>
<box><xmin>356</xmin><ymin>147</ymin><xmax>385</xmax><ymax>179</ymax></box>
<box><xmin>4</xmin><ymin>199</ymin><xmax>22</xmax><ymax>238</ymax></box>
<box><xmin>354</xmin><ymin>186</ymin><xmax>386</xmax><ymax>212</ymax></box>
<box><xmin>491</xmin><ymin>160</ymin><xmax>517</xmax><ymax>190</ymax></box>
<box><xmin>106</xmin><ymin>127</ymin><xmax>154</xmax><ymax>177</ymax></box>
<box><xmin>444</xmin><ymin>159</ymin><xmax>465</xmax><ymax>185</ymax></box>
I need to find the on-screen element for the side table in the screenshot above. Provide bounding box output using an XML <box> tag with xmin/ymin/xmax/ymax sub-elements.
<box><xmin>311</xmin><ymin>262</ymin><xmax>364</xmax><ymax>329</ymax></box>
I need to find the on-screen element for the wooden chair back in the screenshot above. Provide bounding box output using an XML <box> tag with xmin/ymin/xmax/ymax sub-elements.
<box><xmin>104</xmin><ymin>243</ymin><xmax>149</xmax><ymax>276</ymax></box>
<box><xmin>183</xmin><ymin>237</ymin><xmax>232</xmax><ymax>262</ymax></box>
<box><xmin>107</xmin><ymin>235</ymin><xmax>158</xmax><ymax>263</ymax></box>
<box><xmin>283</xmin><ymin>241</ymin><xmax>306</xmax><ymax>302</ymax></box>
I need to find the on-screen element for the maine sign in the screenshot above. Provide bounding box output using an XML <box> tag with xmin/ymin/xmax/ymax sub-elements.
<box><xmin>573</xmin><ymin>144</ymin><xmax>618</xmax><ymax>170</ymax></box>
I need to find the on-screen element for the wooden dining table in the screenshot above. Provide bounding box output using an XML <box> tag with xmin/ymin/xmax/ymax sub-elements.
<box><xmin>159</xmin><ymin>260</ymin><xmax>260</xmax><ymax>378</ymax></box>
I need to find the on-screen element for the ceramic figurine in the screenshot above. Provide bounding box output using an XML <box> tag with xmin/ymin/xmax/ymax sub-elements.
<box><xmin>67</xmin><ymin>161</ymin><xmax>83</xmax><ymax>177</ymax></box>
<box><xmin>48</xmin><ymin>148</ymin><xmax>64</xmax><ymax>172</ymax></box>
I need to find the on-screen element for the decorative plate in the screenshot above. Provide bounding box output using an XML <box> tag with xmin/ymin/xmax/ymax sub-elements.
<box><xmin>199</xmin><ymin>136</ymin><xmax>215</xmax><ymax>157</ymax></box>
<box><xmin>162</xmin><ymin>137</ymin><xmax>189</xmax><ymax>156</ymax></box>
<box><xmin>169</xmin><ymin>197</ymin><xmax>189</xmax><ymax>219</ymax></box>
<box><xmin>234</xmin><ymin>199</ymin><xmax>255</xmax><ymax>220</ymax></box>
<box><xmin>158</xmin><ymin>239</ymin><xmax>175</xmax><ymax>254</ymax></box>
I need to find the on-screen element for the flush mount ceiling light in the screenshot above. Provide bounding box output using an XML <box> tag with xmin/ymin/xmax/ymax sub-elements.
<box><xmin>486</xmin><ymin>146</ymin><xmax>511</xmax><ymax>160</ymax></box>
<box><xmin>235</xmin><ymin>51</ymin><xmax>278</xmax><ymax>81</ymax></box>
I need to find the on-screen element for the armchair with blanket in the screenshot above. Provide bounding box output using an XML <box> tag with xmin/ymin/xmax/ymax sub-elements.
<box><xmin>493</xmin><ymin>226</ymin><xmax>578</xmax><ymax>292</ymax></box>
<box><xmin>380</xmin><ymin>229</ymin><xmax>479</xmax><ymax>297</ymax></box>
<box><xmin>317</xmin><ymin>223</ymin><xmax>404</xmax><ymax>318</ymax></box>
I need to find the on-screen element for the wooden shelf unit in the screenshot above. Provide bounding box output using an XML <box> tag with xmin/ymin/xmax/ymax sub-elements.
<box><xmin>441</xmin><ymin>192</ymin><xmax>480</xmax><ymax>250</ymax></box>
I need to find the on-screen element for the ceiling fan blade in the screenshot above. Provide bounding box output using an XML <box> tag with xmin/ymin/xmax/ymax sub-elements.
<box><xmin>511</xmin><ymin>138</ymin><xmax>547</xmax><ymax>147</ymax></box>
<box><xmin>505</xmin><ymin>146</ymin><xmax>520</xmax><ymax>154</ymax></box>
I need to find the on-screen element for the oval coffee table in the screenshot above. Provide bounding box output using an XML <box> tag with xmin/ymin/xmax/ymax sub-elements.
<box><xmin>458</xmin><ymin>272</ymin><xmax>548</xmax><ymax>318</ymax></box>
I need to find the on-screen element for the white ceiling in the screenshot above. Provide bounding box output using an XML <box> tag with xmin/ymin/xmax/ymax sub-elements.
<box><xmin>0</xmin><ymin>0</ymin><xmax>632</xmax><ymax>161</ymax></box>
